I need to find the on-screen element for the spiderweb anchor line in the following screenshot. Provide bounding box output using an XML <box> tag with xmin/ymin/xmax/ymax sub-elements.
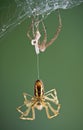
<box><xmin>37</xmin><ymin>54</ymin><xmax>40</xmax><ymax>79</ymax></box>
<box><xmin>31</xmin><ymin>15</ymin><xmax>40</xmax><ymax>80</ymax></box>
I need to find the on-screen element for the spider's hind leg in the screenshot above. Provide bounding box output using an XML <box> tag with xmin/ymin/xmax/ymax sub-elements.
<box><xmin>20</xmin><ymin>107</ymin><xmax>35</xmax><ymax>120</ymax></box>
<box><xmin>17</xmin><ymin>104</ymin><xmax>25</xmax><ymax>115</ymax></box>
<box><xmin>44</xmin><ymin>102</ymin><xmax>59</xmax><ymax>119</ymax></box>
<box><xmin>45</xmin><ymin>89</ymin><xmax>61</xmax><ymax>117</ymax></box>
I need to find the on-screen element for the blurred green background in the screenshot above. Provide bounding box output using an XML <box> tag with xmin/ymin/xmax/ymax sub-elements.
<box><xmin>0</xmin><ymin>1</ymin><xmax>83</xmax><ymax>130</ymax></box>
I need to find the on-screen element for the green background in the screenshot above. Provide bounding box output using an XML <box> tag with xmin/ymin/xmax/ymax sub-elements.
<box><xmin>0</xmin><ymin>2</ymin><xmax>83</xmax><ymax>130</ymax></box>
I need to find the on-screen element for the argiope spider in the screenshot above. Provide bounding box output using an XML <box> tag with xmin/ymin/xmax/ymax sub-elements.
<box><xmin>27</xmin><ymin>10</ymin><xmax>62</xmax><ymax>54</ymax></box>
<box><xmin>17</xmin><ymin>80</ymin><xmax>61</xmax><ymax>120</ymax></box>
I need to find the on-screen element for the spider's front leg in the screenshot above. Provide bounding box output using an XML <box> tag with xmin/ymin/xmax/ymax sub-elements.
<box><xmin>23</xmin><ymin>92</ymin><xmax>32</xmax><ymax>101</ymax></box>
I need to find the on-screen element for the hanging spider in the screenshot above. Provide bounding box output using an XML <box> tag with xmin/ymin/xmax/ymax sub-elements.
<box><xmin>27</xmin><ymin>10</ymin><xmax>62</xmax><ymax>54</ymax></box>
<box><xmin>17</xmin><ymin>80</ymin><xmax>61</xmax><ymax>120</ymax></box>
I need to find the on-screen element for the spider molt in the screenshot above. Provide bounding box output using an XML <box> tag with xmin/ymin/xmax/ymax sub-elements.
<box><xmin>27</xmin><ymin>10</ymin><xmax>62</xmax><ymax>54</ymax></box>
<box><xmin>17</xmin><ymin>80</ymin><xmax>61</xmax><ymax>120</ymax></box>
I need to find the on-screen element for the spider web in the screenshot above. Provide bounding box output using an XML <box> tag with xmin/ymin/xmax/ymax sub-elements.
<box><xmin>0</xmin><ymin>0</ymin><xmax>83</xmax><ymax>39</ymax></box>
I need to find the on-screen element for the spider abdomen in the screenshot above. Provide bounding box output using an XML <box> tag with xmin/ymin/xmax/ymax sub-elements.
<box><xmin>34</xmin><ymin>80</ymin><xmax>44</xmax><ymax>97</ymax></box>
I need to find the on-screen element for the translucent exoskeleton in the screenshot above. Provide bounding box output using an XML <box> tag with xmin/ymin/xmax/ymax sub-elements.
<box><xmin>17</xmin><ymin>80</ymin><xmax>61</xmax><ymax>120</ymax></box>
<box><xmin>27</xmin><ymin>10</ymin><xmax>62</xmax><ymax>54</ymax></box>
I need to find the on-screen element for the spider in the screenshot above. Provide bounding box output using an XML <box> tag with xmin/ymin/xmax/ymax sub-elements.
<box><xmin>27</xmin><ymin>10</ymin><xmax>62</xmax><ymax>54</ymax></box>
<box><xmin>17</xmin><ymin>80</ymin><xmax>61</xmax><ymax>120</ymax></box>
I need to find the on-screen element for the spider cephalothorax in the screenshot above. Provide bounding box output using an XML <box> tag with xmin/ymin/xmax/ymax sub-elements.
<box><xmin>17</xmin><ymin>80</ymin><xmax>61</xmax><ymax>120</ymax></box>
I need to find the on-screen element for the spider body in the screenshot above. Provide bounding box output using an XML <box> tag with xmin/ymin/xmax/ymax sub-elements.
<box><xmin>34</xmin><ymin>79</ymin><xmax>44</xmax><ymax>97</ymax></box>
<box><xmin>17</xmin><ymin>80</ymin><xmax>61</xmax><ymax>120</ymax></box>
<box><xmin>33</xmin><ymin>80</ymin><xmax>45</xmax><ymax>110</ymax></box>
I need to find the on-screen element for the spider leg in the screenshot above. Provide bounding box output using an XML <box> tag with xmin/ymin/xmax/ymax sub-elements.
<box><xmin>45</xmin><ymin>89</ymin><xmax>61</xmax><ymax>114</ymax></box>
<box><xmin>22</xmin><ymin>92</ymin><xmax>33</xmax><ymax>106</ymax></box>
<box><xmin>45</xmin><ymin>89</ymin><xmax>59</xmax><ymax>104</ymax></box>
<box><xmin>42</xmin><ymin>21</ymin><xmax>47</xmax><ymax>43</ymax></box>
<box><xmin>16</xmin><ymin>99</ymin><xmax>32</xmax><ymax>115</ymax></box>
<box><xmin>17</xmin><ymin>104</ymin><xmax>25</xmax><ymax>115</ymax></box>
<box><xmin>45</xmin><ymin>10</ymin><xmax>62</xmax><ymax>49</ymax></box>
<box><xmin>27</xmin><ymin>23</ymin><xmax>33</xmax><ymax>41</ymax></box>
<box><xmin>27</xmin><ymin>18</ymin><xmax>35</xmax><ymax>41</ymax></box>
<box><xmin>20</xmin><ymin>107</ymin><xmax>35</xmax><ymax>120</ymax></box>
<box><xmin>45</xmin><ymin>95</ymin><xmax>59</xmax><ymax>105</ymax></box>
<box><xmin>45</xmin><ymin>89</ymin><xmax>57</xmax><ymax>95</ymax></box>
<box><xmin>32</xmin><ymin>19</ymin><xmax>35</xmax><ymax>37</ymax></box>
<box><xmin>17</xmin><ymin>92</ymin><xmax>34</xmax><ymax>117</ymax></box>
<box><xmin>17</xmin><ymin>96</ymin><xmax>35</xmax><ymax>120</ymax></box>
<box><xmin>23</xmin><ymin>92</ymin><xmax>32</xmax><ymax>99</ymax></box>
<box><xmin>38</xmin><ymin>21</ymin><xmax>47</xmax><ymax>52</ymax></box>
<box><xmin>44</xmin><ymin>102</ymin><xmax>60</xmax><ymax>119</ymax></box>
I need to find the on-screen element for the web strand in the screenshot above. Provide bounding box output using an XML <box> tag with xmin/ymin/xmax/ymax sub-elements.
<box><xmin>37</xmin><ymin>54</ymin><xmax>40</xmax><ymax>79</ymax></box>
